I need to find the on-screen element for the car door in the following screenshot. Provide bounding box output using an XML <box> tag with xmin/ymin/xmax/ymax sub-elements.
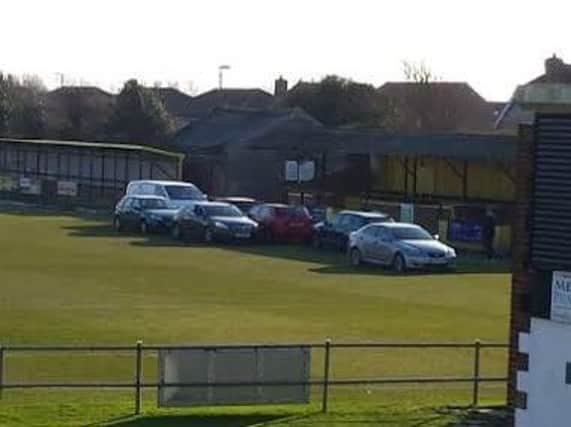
<box><xmin>358</xmin><ymin>225</ymin><xmax>378</xmax><ymax>261</ymax></box>
<box><xmin>124</xmin><ymin>198</ymin><xmax>141</xmax><ymax>229</ymax></box>
<box><xmin>323</xmin><ymin>214</ymin><xmax>343</xmax><ymax>246</ymax></box>
<box><xmin>372</xmin><ymin>226</ymin><xmax>394</xmax><ymax>265</ymax></box>
<box><xmin>190</xmin><ymin>205</ymin><xmax>207</xmax><ymax>239</ymax></box>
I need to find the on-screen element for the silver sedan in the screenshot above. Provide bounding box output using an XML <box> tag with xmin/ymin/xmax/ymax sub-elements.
<box><xmin>348</xmin><ymin>222</ymin><xmax>457</xmax><ymax>272</ymax></box>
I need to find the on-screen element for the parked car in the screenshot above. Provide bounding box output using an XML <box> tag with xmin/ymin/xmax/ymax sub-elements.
<box><xmin>171</xmin><ymin>201</ymin><xmax>258</xmax><ymax>243</ymax></box>
<box><xmin>312</xmin><ymin>210</ymin><xmax>393</xmax><ymax>251</ymax></box>
<box><xmin>216</xmin><ymin>197</ymin><xmax>258</xmax><ymax>214</ymax></box>
<box><xmin>348</xmin><ymin>222</ymin><xmax>457</xmax><ymax>272</ymax></box>
<box><xmin>126</xmin><ymin>180</ymin><xmax>206</xmax><ymax>209</ymax></box>
<box><xmin>113</xmin><ymin>195</ymin><xmax>179</xmax><ymax>234</ymax></box>
<box><xmin>248</xmin><ymin>203</ymin><xmax>313</xmax><ymax>242</ymax></box>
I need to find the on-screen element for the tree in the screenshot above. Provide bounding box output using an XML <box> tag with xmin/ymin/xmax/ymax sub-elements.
<box><xmin>107</xmin><ymin>79</ymin><xmax>172</xmax><ymax>145</ymax></box>
<box><xmin>0</xmin><ymin>72</ymin><xmax>14</xmax><ymax>135</ymax></box>
<box><xmin>284</xmin><ymin>75</ymin><xmax>382</xmax><ymax>127</ymax></box>
<box><xmin>0</xmin><ymin>73</ymin><xmax>47</xmax><ymax>138</ymax></box>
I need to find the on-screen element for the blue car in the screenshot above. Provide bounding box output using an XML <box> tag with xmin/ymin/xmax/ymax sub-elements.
<box><xmin>113</xmin><ymin>195</ymin><xmax>179</xmax><ymax>234</ymax></box>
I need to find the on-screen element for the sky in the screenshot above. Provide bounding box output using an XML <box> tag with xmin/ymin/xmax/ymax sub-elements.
<box><xmin>1</xmin><ymin>0</ymin><xmax>570</xmax><ymax>101</ymax></box>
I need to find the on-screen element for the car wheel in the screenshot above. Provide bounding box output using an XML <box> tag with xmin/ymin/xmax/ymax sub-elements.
<box><xmin>140</xmin><ymin>220</ymin><xmax>149</xmax><ymax>234</ymax></box>
<box><xmin>113</xmin><ymin>216</ymin><xmax>122</xmax><ymax>232</ymax></box>
<box><xmin>392</xmin><ymin>253</ymin><xmax>407</xmax><ymax>273</ymax></box>
<box><xmin>171</xmin><ymin>223</ymin><xmax>181</xmax><ymax>240</ymax></box>
<box><xmin>350</xmin><ymin>247</ymin><xmax>362</xmax><ymax>267</ymax></box>
<box><xmin>204</xmin><ymin>228</ymin><xmax>214</xmax><ymax>244</ymax></box>
<box><xmin>312</xmin><ymin>234</ymin><xmax>322</xmax><ymax>249</ymax></box>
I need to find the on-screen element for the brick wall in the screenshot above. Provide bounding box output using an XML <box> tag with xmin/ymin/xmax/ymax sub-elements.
<box><xmin>507</xmin><ymin>124</ymin><xmax>536</xmax><ymax>422</ymax></box>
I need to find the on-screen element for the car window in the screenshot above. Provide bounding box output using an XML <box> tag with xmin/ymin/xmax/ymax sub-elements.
<box><xmin>154</xmin><ymin>185</ymin><xmax>166</xmax><ymax>197</ymax></box>
<box><xmin>338</xmin><ymin>214</ymin><xmax>351</xmax><ymax>228</ymax></box>
<box><xmin>391</xmin><ymin>226</ymin><xmax>432</xmax><ymax>240</ymax></box>
<box><xmin>140</xmin><ymin>198</ymin><xmax>168</xmax><ymax>209</ymax></box>
<box><xmin>360</xmin><ymin>225</ymin><xmax>376</xmax><ymax>238</ymax></box>
<box><xmin>376</xmin><ymin>227</ymin><xmax>390</xmax><ymax>241</ymax></box>
<box><xmin>350</xmin><ymin>216</ymin><xmax>366</xmax><ymax>231</ymax></box>
<box><xmin>139</xmin><ymin>184</ymin><xmax>153</xmax><ymax>195</ymax></box>
<box><xmin>203</xmin><ymin>205</ymin><xmax>242</xmax><ymax>217</ymax></box>
<box><xmin>165</xmin><ymin>184</ymin><xmax>205</xmax><ymax>201</ymax></box>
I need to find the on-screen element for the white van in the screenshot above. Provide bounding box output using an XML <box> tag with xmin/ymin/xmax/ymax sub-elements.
<box><xmin>126</xmin><ymin>180</ymin><xmax>207</xmax><ymax>209</ymax></box>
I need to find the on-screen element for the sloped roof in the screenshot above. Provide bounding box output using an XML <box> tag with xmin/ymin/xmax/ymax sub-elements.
<box><xmin>171</xmin><ymin>107</ymin><xmax>322</xmax><ymax>150</ymax></box>
<box><xmin>183</xmin><ymin>89</ymin><xmax>274</xmax><ymax>120</ymax></box>
<box><xmin>148</xmin><ymin>87</ymin><xmax>194</xmax><ymax>118</ymax></box>
<box><xmin>376</xmin><ymin>81</ymin><xmax>495</xmax><ymax>133</ymax></box>
<box><xmin>249</xmin><ymin>127</ymin><xmax>517</xmax><ymax>162</ymax></box>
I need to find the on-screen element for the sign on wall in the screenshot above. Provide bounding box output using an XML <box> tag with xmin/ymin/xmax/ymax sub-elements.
<box><xmin>57</xmin><ymin>181</ymin><xmax>78</xmax><ymax>197</ymax></box>
<box><xmin>551</xmin><ymin>271</ymin><xmax>571</xmax><ymax>324</ymax></box>
<box><xmin>19</xmin><ymin>176</ymin><xmax>41</xmax><ymax>195</ymax></box>
<box><xmin>284</xmin><ymin>160</ymin><xmax>315</xmax><ymax>183</ymax></box>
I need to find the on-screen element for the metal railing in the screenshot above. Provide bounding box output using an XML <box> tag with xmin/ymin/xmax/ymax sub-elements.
<box><xmin>0</xmin><ymin>339</ymin><xmax>508</xmax><ymax>414</ymax></box>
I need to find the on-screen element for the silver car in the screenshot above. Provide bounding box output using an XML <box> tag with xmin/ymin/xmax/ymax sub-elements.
<box><xmin>348</xmin><ymin>222</ymin><xmax>456</xmax><ymax>272</ymax></box>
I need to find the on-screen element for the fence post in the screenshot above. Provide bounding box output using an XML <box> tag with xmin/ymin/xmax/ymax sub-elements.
<box><xmin>472</xmin><ymin>339</ymin><xmax>481</xmax><ymax>408</ymax></box>
<box><xmin>135</xmin><ymin>340</ymin><xmax>143</xmax><ymax>415</ymax></box>
<box><xmin>0</xmin><ymin>345</ymin><xmax>4</xmax><ymax>400</ymax></box>
<box><xmin>322</xmin><ymin>339</ymin><xmax>332</xmax><ymax>413</ymax></box>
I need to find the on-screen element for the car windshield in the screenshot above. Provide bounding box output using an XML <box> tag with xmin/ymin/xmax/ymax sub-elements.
<box><xmin>275</xmin><ymin>206</ymin><xmax>310</xmax><ymax>219</ymax></box>
<box><xmin>139</xmin><ymin>198</ymin><xmax>168</xmax><ymax>209</ymax></box>
<box><xmin>364</xmin><ymin>215</ymin><xmax>389</xmax><ymax>224</ymax></box>
<box><xmin>391</xmin><ymin>226</ymin><xmax>432</xmax><ymax>240</ymax></box>
<box><xmin>165</xmin><ymin>185</ymin><xmax>205</xmax><ymax>200</ymax></box>
<box><xmin>204</xmin><ymin>205</ymin><xmax>243</xmax><ymax>217</ymax></box>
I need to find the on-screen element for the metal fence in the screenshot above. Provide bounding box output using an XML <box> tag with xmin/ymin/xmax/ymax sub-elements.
<box><xmin>0</xmin><ymin>339</ymin><xmax>508</xmax><ymax>415</ymax></box>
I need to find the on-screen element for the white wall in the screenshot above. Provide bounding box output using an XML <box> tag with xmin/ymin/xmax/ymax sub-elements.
<box><xmin>516</xmin><ymin>317</ymin><xmax>571</xmax><ymax>427</ymax></box>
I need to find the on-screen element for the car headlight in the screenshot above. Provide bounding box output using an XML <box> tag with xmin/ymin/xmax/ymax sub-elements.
<box><xmin>214</xmin><ymin>221</ymin><xmax>229</xmax><ymax>230</ymax></box>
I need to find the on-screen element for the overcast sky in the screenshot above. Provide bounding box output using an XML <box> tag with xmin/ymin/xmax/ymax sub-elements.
<box><xmin>1</xmin><ymin>0</ymin><xmax>569</xmax><ymax>100</ymax></box>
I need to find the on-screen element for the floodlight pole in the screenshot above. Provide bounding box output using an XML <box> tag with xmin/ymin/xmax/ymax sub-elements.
<box><xmin>218</xmin><ymin>65</ymin><xmax>231</xmax><ymax>89</ymax></box>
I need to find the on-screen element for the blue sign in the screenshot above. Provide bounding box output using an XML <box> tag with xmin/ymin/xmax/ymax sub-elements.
<box><xmin>448</xmin><ymin>220</ymin><xmax>482</xmax><ymax>242</ymax></box>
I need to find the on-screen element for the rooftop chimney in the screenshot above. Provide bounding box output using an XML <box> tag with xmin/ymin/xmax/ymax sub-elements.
<box><xmin>274</xmin><ymin>76</ymin><xmax>288</xmax><ymax>97</ymax></box>
<box><xmin>545</xmin><ymin>54</ymin><xmax>565</xmax><ymax>81</ymax></box>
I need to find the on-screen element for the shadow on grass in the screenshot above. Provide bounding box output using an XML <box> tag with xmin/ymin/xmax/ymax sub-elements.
<box><xmin>61</xmin><ymin>221</ymin><xmax>511</xmax><ymax>276</ymax></box>
<box><xmin>99</xmin><ymin>413</ymin><xmax>299</xmax><ymax>427</ymax></box>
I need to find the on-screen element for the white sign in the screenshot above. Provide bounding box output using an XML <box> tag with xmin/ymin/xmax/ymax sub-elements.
<box><xmin>298</xmin><ymin>161</ymin><xmax>315</xmax><ymax>182</ymax></box>
<box><xmin>285</xmin><ymin>161</ymin><xmax>298</xmax><ymax>182</ymax></box>
<box><xmin>19</xmin><ymin>176</ymin><xmax>32</xmax><ymax>189</ymax></box>
<box><xmin>158</xmin><ymin>346</ymin><xmax>310</xmax><ymax>407</ymax></box>
<box><xmin>551</xmin><ymin>271</ymin><xmax>571</xmax><ymax>324</ymax></box>
<box><xmin>57</xmin><ymin>181</ymin><xmax>78</xmax><ymax>197</ymax></box>
<box><xmin>400</xmin><ymin>203</ymin><xmax>415</xmax><ymax>223</ymax></box>
<box><xmin>19</xmin><ymin>176</ymin><xmax>41</xmax><ymax>195</ymax></box>
<box><xmin>285</xmin><ymin>160</ymin><xmax>315</xmax><ymax>183</ymax></box>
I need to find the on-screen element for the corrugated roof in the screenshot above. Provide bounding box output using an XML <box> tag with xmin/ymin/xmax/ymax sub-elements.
<box><xmin>248</xmin><ymin>128</ymin><xmax>517</xmax><ymax>162</ymax></box>
<box><xmin>0</xmin><ymin>138</ymin><xmax>184</xmax><ymax>159</ymax></box>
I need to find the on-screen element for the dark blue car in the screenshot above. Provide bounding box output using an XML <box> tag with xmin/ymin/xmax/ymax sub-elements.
<box><xmin>113</xmin><ymin>195</ymin><xmax>179</xmax><ymax>234</ymax></box>
<box><xmin>312</xmin><ymin>210</ymin><xmax>393</xmax><ymax>251</ymax></box>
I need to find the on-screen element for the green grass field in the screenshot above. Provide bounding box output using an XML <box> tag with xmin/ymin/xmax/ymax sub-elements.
<box><xmin>0</xmin><ymin>208</ymin><xmax>512</xmax><ymax>426</ymax></box>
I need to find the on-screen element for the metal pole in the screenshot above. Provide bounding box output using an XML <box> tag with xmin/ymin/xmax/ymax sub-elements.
<box><xmin>322</xmin><ymin>339</ymin><xmax>332</xmax><ymax>413</ymax></box>
<box><xmin>0</xmin><ymin>345</ymin><xmax>4</xmax><ymax>400</ymax></box>
<box><xmin>135</xmin><ymin>340</ymin><xmax>143</xmax><ymax>415</ymax></box>
<box><xmin>472</xmin><ymin>339</ymin><xmax>481</xmax><ymax>408</ymax></box>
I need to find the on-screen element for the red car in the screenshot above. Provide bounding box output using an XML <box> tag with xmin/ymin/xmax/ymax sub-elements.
<box><xmin>249</xmin><ymin>203</ymin><xmax>313</xmax><ymax>242</ymax></box>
